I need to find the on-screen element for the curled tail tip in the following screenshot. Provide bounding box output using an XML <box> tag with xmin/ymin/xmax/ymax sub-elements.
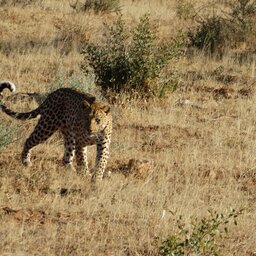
<box><xmin>8</xmin><ymin>81</ymin><xmax>16</xmax><ymax>92</ymax></box>
<box><xmin>0</xmin><ymin>81</ymin><xmax>16</xmax><ymax>93</ymax></box>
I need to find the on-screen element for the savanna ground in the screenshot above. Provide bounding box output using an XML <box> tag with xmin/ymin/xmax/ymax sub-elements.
<box><xmin>0</xmin><ymin>0</ymin><xmax>256</xmax><ymax>255</ymax></box>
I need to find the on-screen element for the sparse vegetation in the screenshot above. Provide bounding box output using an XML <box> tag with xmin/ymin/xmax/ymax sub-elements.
<box><xmin>0</xmin><ymin>0</ymin><xmax>256</xmax><ymax>255</ymax></box>
<box><xmin>160</xmin><ymin>209</ymin><xmax>244</xmax><ymax>256</ymax></box>
<box><xmin>188</xmin><ymin>15</ymin><xmax>227</xmax><ymax>56</ymax></box>
<box><xmin>83</xmin><ymin>14</ymin><xmax>183</xmax><ymax>97</ymax></box>
<box><xmin>175</xmin><ymin>0</ymin><xmax>194</xmax><ymax>20</ymax></box>
<box><xmin>0</xmin><ymin>122</ymin><xmax>20</xmax><ymax>150</ymax></box>
<box><xmin>50</xmin><ymin>72</ymin><xmax>98</xmax><ymax>95</ymax></box>
<box><xmin>187</xmin><ymin>0</ymin><xmax>256</xmax><ymax>55</ymax></box>
<box><xmin>70</xmin><ymin>0</ymin><xmax>121</xmax><ymax>13</ymax></box>
<box><xmin>0</xmin><ymin>0</ymin><xmax>41</xmax><ymax>7</ymax></box>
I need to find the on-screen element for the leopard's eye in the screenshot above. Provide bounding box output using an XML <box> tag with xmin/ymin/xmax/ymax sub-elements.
<box><xmin>95</xmin><ymin>118</ymin><xmax>100</xmax><ymax>124</ymax></box>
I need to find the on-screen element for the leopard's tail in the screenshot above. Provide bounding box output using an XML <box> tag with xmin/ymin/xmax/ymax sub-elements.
<box><xmin>0</xmin><ymin>81</ymin><xmax>40</xmax><ymax>120</ymax></box>
<box><xmin>1</xmin><ymin>105</ymin><xmax>40</xmax><ymax>120</ymax></box>
<box><xmin>0</xmin><ymin>81</ymin><xmax>16</xmax><ymax>95</ymax></box>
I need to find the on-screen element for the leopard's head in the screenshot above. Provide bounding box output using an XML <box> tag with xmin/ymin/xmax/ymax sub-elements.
<box><xmin>87</xmin><ymin>101</ymin><xmax>111</xmax><ymax>134</ymax></box>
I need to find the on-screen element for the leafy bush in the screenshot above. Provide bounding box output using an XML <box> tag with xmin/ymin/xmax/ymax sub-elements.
<box><xmin>82</xmin><ymin>14</ymin><xmax>183</xmax><ymax>97</ymax></box>
<box><xmin>187</xmin><ymin>0</ymin><xmax>256</xmax><ymax>55</ymax></box>
<box><xmin>159</xmin><ymin>209</ymin><xmax>244</xmax><ymax>256</ymax></box>
<box><xmin>70</xmin><ymin>0</ymin><xmax>121</xmax><ymax>13</ymax></box>
<box><xmin>188</xmin><ymin>15</ymin><xmax>227</xmax><ymax>55</ymax></box>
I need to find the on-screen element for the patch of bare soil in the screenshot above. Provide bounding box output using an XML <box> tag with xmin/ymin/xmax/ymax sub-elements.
<box><xmin>1</xmin><ymin>206</ymin><xmax>82</xmax><ymax>225</ymax></box>
<box><xmin>108</xmin><ymin>158</ymin><xmax>154</xmax><ymax>179</ymax></box>
<box><xmin>116</xmin><ymin>124</ymin><xmax>201</xmax><ymax>146</ymax></box>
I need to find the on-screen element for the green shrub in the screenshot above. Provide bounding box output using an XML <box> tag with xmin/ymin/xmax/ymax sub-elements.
<box><xmin>82</xmin><ymin>14</ymin><xmax>183</xmax><ymax>97</ymax></box>
<box><xmin>188</xmin><ymin>15</ymin><xmax>227</xmax><ymax>55</ymax></box>
<box><xmin>159</xmin><ymin>209</ymin><xmax>244</xmax><ymax>256</ymax></box>
<box><xmin>70</xmin><ymin>0</ymin><xmax>121</xmax><ymax>13</ymax></box>
<box><xmin>187</xmin><ymin>0</ymin><xmax>256</xmax><ymax>55</ymax></box>
<box><xmin>83</xmin><ymin>15</ymin><xmax>128</xmax><ymax>92</ymax></box>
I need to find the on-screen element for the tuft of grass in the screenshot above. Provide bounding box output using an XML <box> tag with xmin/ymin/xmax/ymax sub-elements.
<box><xmin>0</xmin><ymin>0</ymin><xmax>41</xmax><ymax>7</ymax></box>
<box><xmin>70</xmin><ymin>0</ymin><xmax>121</xmax><ymax>13</ymax></box>
<box><xmin>0</xmin><ymin>121</ymin><xmax>21</xmax><ymax>150</ymax></box>
<box><xmin>47</xmin><ymin>71</ymin><xmax>99</xmax><ymax>96</ymax></box>
<box><xmin>175</xmin><ymin>0</ymin><xmax>194</xmax><ymax>20</ymax></box>
<box><xmin>187</xmin><ymin>0</ymin><xmax>256</xmax><ymax>56</ymax></box>
<box><xmin>0</xmin><ymin>1</ymin><xmax>256</xmax><ymax>256</ymax></box>
<box><xmin>160</xmin><ymin>209</ymin><xmax>244</xmax><ymax>256</ymax></box>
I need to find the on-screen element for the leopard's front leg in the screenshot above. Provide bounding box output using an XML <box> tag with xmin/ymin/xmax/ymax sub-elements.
<box><xmin>91</xmin><ymin>135</ymin><xmax>111</xmax><ymax>182</ymax></box>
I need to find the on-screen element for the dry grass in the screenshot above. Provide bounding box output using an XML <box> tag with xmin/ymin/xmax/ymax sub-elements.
<box><xmin>0</xmin><ymin>0</ymin><xmax>256</xmax><ymax>255</ymax></box>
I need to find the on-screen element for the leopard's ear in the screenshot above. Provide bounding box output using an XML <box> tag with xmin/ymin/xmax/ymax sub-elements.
<box><xmin>102</xmin><ymin>104</ymin><xmax>110</xmax><ymax>114</ymax></box>
<box><xmin>83</xmin><ymin>100</ymin><xmax>90</xmax><ymax>108</ymax></box>
<box><xmin>98</xmin><ymin>103</ymin><xmax>110</xmax><ymax>114</ymax></box>
<box><xmin>99</xmin><ymin>103</ymin><xmax>110</xmax><ymax>114</ymax></box>
<box><xmin>91</xmin><ymin>102</ymin><xmax>111</xmax><ymax>114</ymax></box>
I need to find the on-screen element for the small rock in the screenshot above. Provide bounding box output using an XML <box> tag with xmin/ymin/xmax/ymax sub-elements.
<box><xmin>128</xmin><ymin>159</ymin><xmax>154</xmax><ymax>178</ymax></box>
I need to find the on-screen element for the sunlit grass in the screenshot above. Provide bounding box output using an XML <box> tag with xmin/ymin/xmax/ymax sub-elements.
<box><xmin>0</xmin><ymin>1</ymin><xmax>255</xmax><ymax>255</ymax></box>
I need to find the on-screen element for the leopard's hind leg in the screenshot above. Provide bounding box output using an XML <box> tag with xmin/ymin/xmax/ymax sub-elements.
<box><xmin>21</xmin><ymin>117</ymin><xmax>58</xmax><ymax>166</ymax></box>
<box><xmin>62</xmin><ymin>131</ymin><xmax>76</xmax><ymax>171</ymax></box>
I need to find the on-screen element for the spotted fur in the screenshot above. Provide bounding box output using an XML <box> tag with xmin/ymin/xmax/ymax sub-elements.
<box><xmin>0</xmin><ymin>82</ymin><xmax>112</xmax><ymax>182</ymax></box>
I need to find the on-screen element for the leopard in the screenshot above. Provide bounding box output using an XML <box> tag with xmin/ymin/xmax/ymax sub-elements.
<box><xmin>0</xmin><ymin>81</ymin><xmax>112</xmax><ymax>182</ymax></box>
